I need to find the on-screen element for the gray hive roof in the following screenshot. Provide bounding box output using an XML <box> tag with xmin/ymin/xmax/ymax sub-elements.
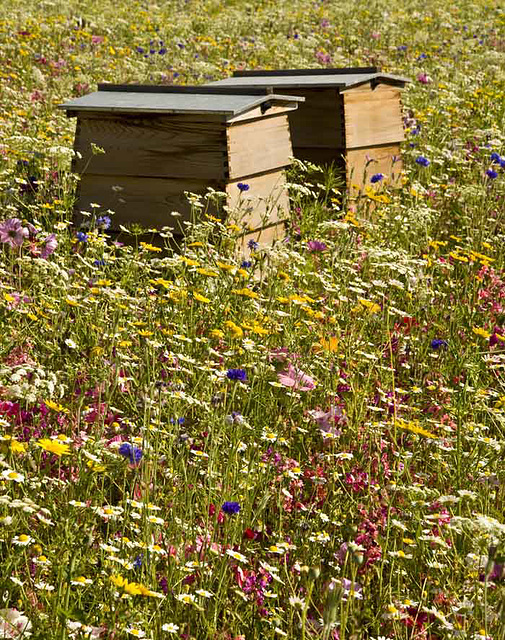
<box><xmin>209</xmin><ymin>67</ymin><xmax>409</xmax><ymax>90</ymax></box>
<box><xmin>58</xmin><ymin>84</ymin><xmax>304</xmax><ymax>117</ymax></box>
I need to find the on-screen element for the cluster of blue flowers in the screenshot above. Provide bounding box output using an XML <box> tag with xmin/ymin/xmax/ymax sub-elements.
<box><xmin>226</xmin><ymin>369</ymin><xmax>247</xmax><ymax>381</ymax></box>
<box><xmin>221</xmin><ymin>501</ymin><xmax>241</xmax><ymax>515</ymax></box>
<box><xmin>118</xmin><ymin>443</ymin><xmax>143</xmax><ymax>464</ymax></box>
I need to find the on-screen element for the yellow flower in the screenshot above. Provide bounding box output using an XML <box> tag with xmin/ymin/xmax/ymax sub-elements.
<box><xmin>10</xmin><ymin>440</ymin><xmax>26</xmax><ymax>454</ymax></box>
<box><xmin>179</xmin><ymin>256</ymin><xmax>200</xmax><ymax>267</ymax></box>
<box><xmin>210</xmin><ymin>329</ymin><xmax>224</xmax><ymax>339</ymax></box>
<box><xmin>472</xmin><ymin>327</ymin><xmax>491</xmax><ymax>339</ymax></box>
<box><xmin>396</xmin><ymin>419</ymin><xmax>437</xmax><ymax>439</ymax></box>
<box><xmin>139</xmin><ymin>242</ymin><xmax>162</xmax><ymax>252</ymax></box>
<box><xmin>224</xmin><ymin>321</ymin><xmax>243</xmax><ymax>339</ymax></box>
<box><xmin>232</xmin><ymin>288</ymin><xmax>259</xmax><ymax>299</ymax></box>
<box><xmin>36</xmin><ymin>439</ymin><xmax>71</xmax><ymax>457</ymax></box>
<box><xmin>196</xmin><ymin>268</ymin><xmax>218</xmax><ymax>277</ymax></box>
<box><xmin>358</xmin><ymin>298</ymin><xmax>381</xmax><ymax>314</ymax></box>
<box><xmin>193</xmin><ymin>292</ymin><xmax>211</xmax><ymax>304</ymax></box>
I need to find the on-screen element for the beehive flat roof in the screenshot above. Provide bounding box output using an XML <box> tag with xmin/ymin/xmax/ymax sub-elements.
<box><xmin>59</xmin><ymin>85</ymin><xmax>303</xmax><ymax>116</ymax></box>
<box><xmin>209</xmin><ymin>67</ymin><xmax>409</xmax><ymax>90</ymax></box>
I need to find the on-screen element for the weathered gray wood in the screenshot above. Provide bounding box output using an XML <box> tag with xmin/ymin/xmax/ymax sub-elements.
<box><xmin>210</xmin><ymin>70</ymin><xmax>409</xmax><ymax>90</ymax></box>
<box><xmin>76</xmin><ymin>174</ymin><xmax>224</xmax><ymax>228</ymax></box>
<box><xmin>74</xmin><ymin>116</ymin><xmax>228</xmax><ymax>180</ymax></box>
<box><xmin>59</xmin><ymin>90</ymin><xmax>303</xmax><ymax>118</ymax></box>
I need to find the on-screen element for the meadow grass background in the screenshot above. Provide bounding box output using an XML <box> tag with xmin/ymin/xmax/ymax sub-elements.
<box><xmin>0</xmin><ymin>0</ymin><xmax>505</xmax><ymax>638</ymax></box>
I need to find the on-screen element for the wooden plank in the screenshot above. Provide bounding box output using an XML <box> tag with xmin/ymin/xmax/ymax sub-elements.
<box><xmin>226</xmin><ymin>103</ymin><xmax>298</xmax><ymax>124</ymax></box>
<box><xmin>279</xmin><ymin>88</ymin><xmax>344</xmax><ymax>148</ymax></box>
<box><xmin>73</xmin><ymin>116</ymin><xmax>228</xmax><ymax>180</ymax></box>
<box><xmin>227</xmin><ymin>115</ymin><xmax>293</xmax><ymax>179</ymax></box>
<box><xmin>292</xmin><ymin>146</ymin><xmax>346</xmax><ymax>167</ymax></box>
<box><xmin>233</xmin><ymin>67</ymin><xmax>378</xmax><ymax>77</ymax></box>
<box><xmin>343</xmin><ymin>87</ymin><xmax>404</xmax><ymax>148</ymax></box>
<box><xmin>76</xmin><ymin>174</ymin><xmax>225</xmax><ymax>229</ymax></box>
<box><xmin>226</xmin><ymin>169</ymin><xmax>290</xmax><ymax>230</ymax></box>
<box><xmin>238</xmin><ymin>221</ymin><xmax>286</xmax><ymax>256</ymax></box>
<box><xmin>346</xmin><ymin>143</ymin><xmax>403</xmax><ymax>190</ymax></box>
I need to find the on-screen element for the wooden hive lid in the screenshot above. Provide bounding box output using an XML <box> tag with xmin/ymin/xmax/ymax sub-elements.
<box><xmin>58</xmin><ymin>84</ymin><xmax>304</xmax><ymax>119</ymax></box>
<box><xmin>209</xmin><ymin>66</ymin><xmax>410</xmax><ymax>91</ymax></box>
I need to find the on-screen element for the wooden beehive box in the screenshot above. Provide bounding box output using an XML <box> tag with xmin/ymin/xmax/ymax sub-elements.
<box><xmin>59</xmin><ymin>85</ymin><xmax>303</xmax><ymax>247</ymax></box>
<box><xmin>209</xmin><ymin>67</ymin><xmax>409</xmax><ymax>192</ymax></box>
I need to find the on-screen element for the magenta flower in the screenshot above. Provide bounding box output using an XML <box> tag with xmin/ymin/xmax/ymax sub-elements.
<box><xmin>0</xmin><ymin>218</ymin><xmax>29</xmax><ymax>248</ymax></box>
<box><xmin>40</xmin><ymin>233</ymin><xmax>57</xmax><ymax>259</ymax></box>
<box><xmin>277</xmin><ymin>364</ymin><xmax>316</xmax><ymax>391</ymax></box>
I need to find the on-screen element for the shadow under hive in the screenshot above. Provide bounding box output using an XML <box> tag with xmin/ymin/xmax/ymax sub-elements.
<box><xmin>208</xmin><ymin>67</ymin><xmax>409</xmax><ymax>192</ymax></box>
<box><xmin>59</xmin><ymin>85</ymin><xmax>304</xmax><ymax>249</ymax></box>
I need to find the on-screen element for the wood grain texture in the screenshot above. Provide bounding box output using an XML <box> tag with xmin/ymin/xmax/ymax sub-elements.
<box><xmin>292</xmin><ymin>146</ymin><xmax>346</xmax><ymax>167</ymax></box>
<box><xmin>74</xmin><ymin>116</ymin><xmax>228</xmax><ymax>180</ymax></box>
<box><xmin>238</xmin><ymin>221</ymin><xmax>286</xmax><ymax>257</ymax></box>
<box><xmin>346</xmin><ymin>143</ymin><xmax>403</xmax><ymax>190</ymax></box>
<box><xmin>227</xmin><ymin>114</ymin><xmax>293</xmax><ymax>179</ymax></box>
<box><xmin>76</xmin><ymin>174</ymin><xmax>225</xmax><ymax>228</ymax></box>
<box><xmin>343</xmin><ymin>87</ymin><xmax>405</xmax><ymax>148</ymax></box>
<box><xmin>226</xmin><ymin>169</ymin><xmax>290</xmax><ymax>230</ymax></box>
<box><xmin>283</xmin><ymin>89</ymin><xmax>344</xmax><ymax>148</ymax></box>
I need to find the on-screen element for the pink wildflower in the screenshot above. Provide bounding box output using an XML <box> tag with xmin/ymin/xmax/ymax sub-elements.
<box><xmin>0</xmin><ymin>218</ymin><xmax>29</xmax><ymax>248</ymax></box>
<box><xmin>277</xmin><ymin>365</ymin><xmax>316</xmax><ymax>391</ymax></box>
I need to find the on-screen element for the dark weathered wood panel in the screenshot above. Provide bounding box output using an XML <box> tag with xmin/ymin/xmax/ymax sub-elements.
<box><xmin>73</xmin><ymin>116</ymin><xmax>228</xmax><ymax>180</ymax></box>
<box><xmin>76</xmin><ymin>174</ymin><xmax>225</xmax><ymax>228</ymax></box>
<box><xmin>227</xmin><ymin>115</ymin><xmax>293</xmax><ymax>179</ymax></box>
<box><xmin>281</xmin><ymin>89</ymin><xmax>344</xmax><ymax>149</ymax></box>
<box><xmin>343</xmin><ymin>87</ymin><xmax>404</xmax><ymax>148</ymax></box>
<box><xmin>291</xmin><ymin>146</ymin><xmax>346</xmax><ymax>167</ymax></box>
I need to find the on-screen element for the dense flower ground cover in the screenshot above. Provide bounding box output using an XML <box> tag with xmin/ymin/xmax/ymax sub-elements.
<box><xmin>1</xmin><ymin>0</ymin><xmax>505</xmax><ymax>638</ymax></box>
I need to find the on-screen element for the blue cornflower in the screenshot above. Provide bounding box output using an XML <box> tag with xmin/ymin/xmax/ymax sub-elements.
<box><xmin>486</xmin><ymin>168</ymin><xmax>498</xmax><ymax>179</ymax></box>
<box><xmin>94</xmin><ymin>258</ymin><xmax>106</xmax><ymax>267</ymax></box>
<box><xmin>490</xmin><ymin>152</ymin><xmax>502</xmax><ymax>164</ymax></box>
<box><xmin>118</xmin><ymin>442</ymin><xmax>142</xmax><ymax>464</ymax></box>
<box><xmin>415</xmin><ymin>156</ymin><xmax>430</xmax><ymax>167</ymax></box>
<box><xmin>241</xmin><ymin>260</ymin><xmax>252</xmax><ymax>268</ymax></box>
<box><xmin>133</xmin><ymin>553</ymin><xmax>143</xmax><ymax>569</ymax></box>
<box><xmin>248</xmin><ymin>239</ymin><xmax>259</xmax><ymax>251</ymax></box>
<box><xmin>76</xmin><ymin>231</ymin><xmax>88</xmax><ymax>243</ymax></box>
<box><xmin>226</xmin><ymin>369</ymin><xmax>247</xmax><ymax>381</ymax></box>
<box><xmin>370</xmin><ymin>173</ymin><xmax>384</xmax><ymax>183</ymax></box>
<box><xmin>430</xmin><ymin>339</ymin><xmax>448</xmax><ymax>350</ymax></box>
<box><xmin>237</xmin><ymin>182</ymin><xmax>250</xmax><ymax>192</ymax></box>
<box><xmin>221</xmin><ymin>501</ymin><xmax>241</xmax><ymax>515</ymax></box>
<box><xmin>96</xmin><ymin>215</ymin><xmax>111</xmax><ymax>230</ymax></box>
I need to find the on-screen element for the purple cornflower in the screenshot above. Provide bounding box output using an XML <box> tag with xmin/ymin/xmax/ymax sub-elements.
<box><xmin>430</xmin><ymin>339</ymin><xmax>448</xmax><ymax>350</ymax></box>
<box><xmin>221</xmin><ymin>501</ymin><xmax>241</xmax><ymax>515</ymax></box>
<box><xmin>486</xmin><ymin>168</ymin><xmax>498</xmax><ymax>180</ymax></box>
<box><xmin>370</xmin><ymin>173</ymin><xmax>384</xmax><ymax>183</ymax></box>
<box><xmin>307</xmin><ymin>240</ymin><xmax>327</xmax><ymax>252</ymax></box>
<box><xmin>237</xmin><ymin>183</ymin><xmax>250</xmax><ymax>192</ymax></box>
<box><xmin>40</xmin><ymin>233</ymin><xmax>57</xmax><ymax>259</ymax></box>
<box><xmin>0</xmin><ymin>218</ymin><xmax>29</xmax><ymax>248</ymax></box>
<box><xmin>415</xmin><ymin>156</ymin><xmax>430</xmax><ymax>167</ymax></box>
<box><xmin>226</xmin><ymin>368</ymin><xmax>247</xmax><ymax>381</ymax></box>
<box><xmin>96</xmin><ymin>215</ymin><xmax>111</xmax><ymax>230</ymax></box>
<box><xmin>118</xmin><ymin>442</ymin><xmax>142</xmax><ymax>464</ymax></box>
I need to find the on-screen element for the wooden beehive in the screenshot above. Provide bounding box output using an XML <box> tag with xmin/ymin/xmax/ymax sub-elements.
<box><xmin>209</xmin><ymin>67</ymin><xmax>409</xmax><ymax>192</ymax></box>
<box><xmin>59</xmin><ymin>85</ymin><xmax>303</xmax><ymax>246</ymax></box>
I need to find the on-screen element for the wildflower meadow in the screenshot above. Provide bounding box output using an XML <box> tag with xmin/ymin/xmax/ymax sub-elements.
<box><xmin>1</xmin><ymin>0</ymin><xmax>505</xmax><ymax>638</ymax></box>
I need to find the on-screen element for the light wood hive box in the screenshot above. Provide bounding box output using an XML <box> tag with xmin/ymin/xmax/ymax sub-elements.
<box><xmin>59</xmin><ymin>85</ymin><xmax>304</xmax><ymax>248</ymax></box>
<box><xmin>208</xmin><ymin>67</ymin><xmax>409</xmax><ymax>194</ymax></box>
